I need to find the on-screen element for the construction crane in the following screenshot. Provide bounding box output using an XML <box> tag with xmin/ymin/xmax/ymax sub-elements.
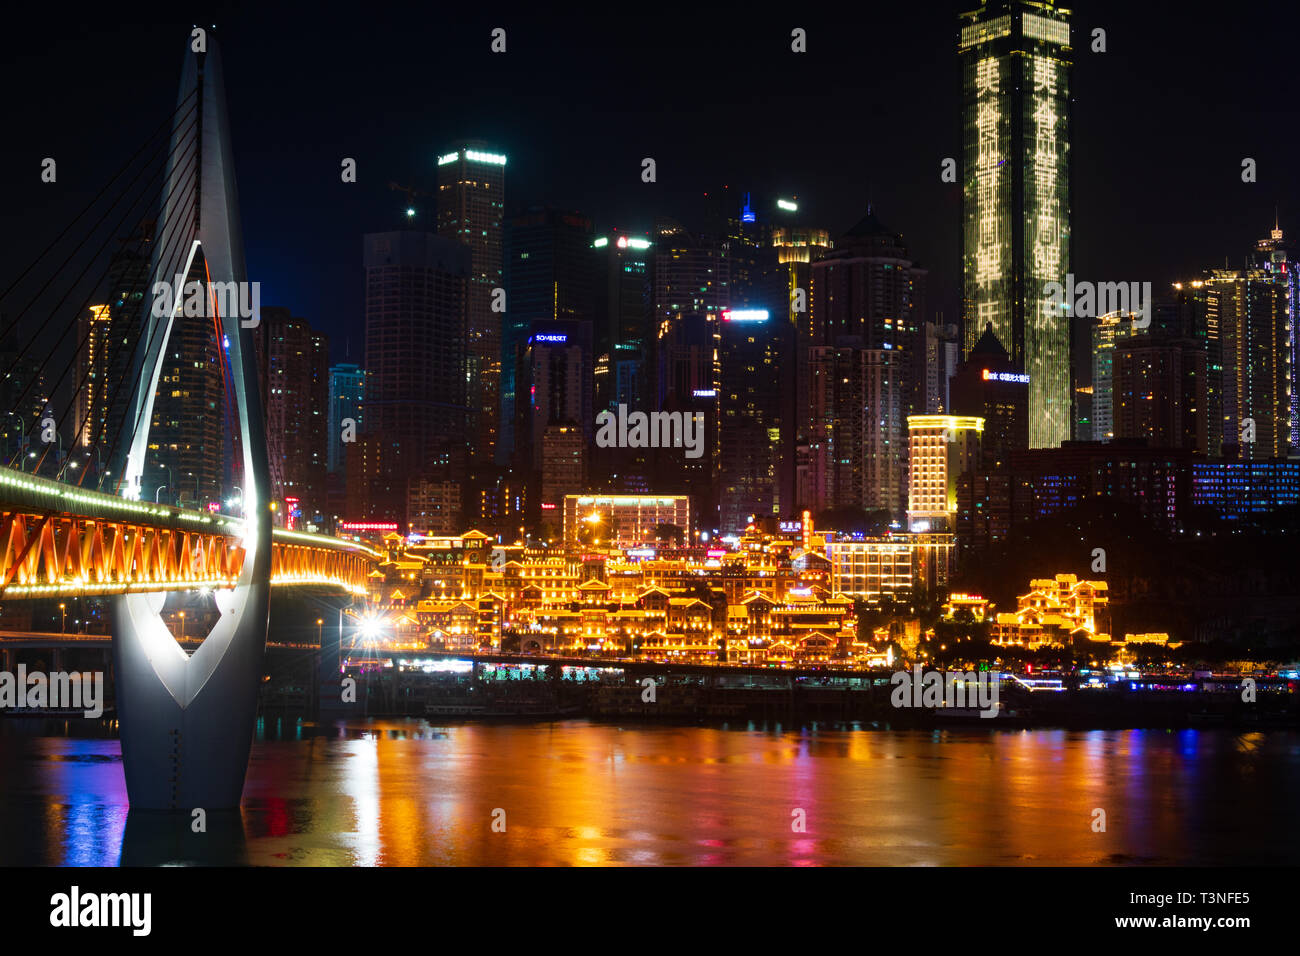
<box><xmin>388</xmin><ymin>181</ymin><xmax>434</xmax><ymax>222</ymax></box>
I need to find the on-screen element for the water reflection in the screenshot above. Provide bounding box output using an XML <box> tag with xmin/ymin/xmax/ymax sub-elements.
<box><xmin>1</xmin><ymin>721</ymin><xmax>1297</xmax><ymax>866</ymax></box>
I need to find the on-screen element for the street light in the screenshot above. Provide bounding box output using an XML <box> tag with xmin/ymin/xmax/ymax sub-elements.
<box><xmin>178</xmin><ymin>610</ymin><xmax>185</xmax><ymax>640</ymax></box>
<box><xmin>317</xmin><ymin>618</ymin><xmax>324</xmax><ymax>645</ymax></box>
<box><xmin>155</xmin><ymin>484</ymin><xmax>169</xmax><ymax>504</ymax></box>
<box><xmin>59</xmin><ymin>602</ymin><xmax>66</xmax><ymax>634</ymax></box>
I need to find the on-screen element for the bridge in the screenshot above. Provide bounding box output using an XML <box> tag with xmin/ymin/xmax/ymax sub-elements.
<box><xmin>0</xmin><ymin>30</ymin><xmax>379</xmax><ymax>809</ymax></box>
<box><xmin>0</xmin><ymin>466</ymin><xmax>375</xmax><ymax>597</ymax></box>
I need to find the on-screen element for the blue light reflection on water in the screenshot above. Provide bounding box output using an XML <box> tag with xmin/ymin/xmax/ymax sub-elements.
<box><xmin>2</xmin><ymin>722</ymin><xmax>1298</xmax><ymax>866</ymax></box>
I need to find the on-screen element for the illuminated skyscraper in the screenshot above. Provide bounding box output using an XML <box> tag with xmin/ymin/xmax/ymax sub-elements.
<box><xmin>327</xmin><ymin>363</ymin><xmax>365</xmax><ymax>474</ymax></box>
<box><xmin>1091</xmin><ymin>312</ymin><xmax>1127</xmax><ymax>442</ymax></box>
<box><xmin>959</xmin><ymin>0</ymin><xmax>1072</xmax><ymax>447</ymax></box>
<box><xmin>74</xmin><ymin>304</ymin><xmax>113</xmax><ymax>449</ymax></box>
<box><xmin>354</xmin><ymin>231</ymin><xmax>470</xmax><ymax>526</ymax></box>
<box><xmin>907</xmin><ymin>415</ymin><xmax>984</xmax><ymax>533</ymax></box>
<box><xmin>502</xmin><ymin>207</ymin><xmax>595</xmax><ymax>463</ymax></box>
<box><xmin>1173</xmin><ymin>270</ymin><xmax>1289</xmax><ymax>459</ymax></box>
<box><xmin>254</xmin><ymin>307</ymin><xmax>329</xmax><ymax>526</ymax></box>
<box><xmin>719</xmin><ymin>308</ymin><xmax>791</xmax><ymax>533</ymax></box>
<box><xmin>1249</xmin><ymin>217</ymin><xmax>1298</xmax><ymax>446</ymax></box>
<box><xmin>436</xmin><ymin>142</ymin><xmax>506</xmax><ymax>463</ymax></box>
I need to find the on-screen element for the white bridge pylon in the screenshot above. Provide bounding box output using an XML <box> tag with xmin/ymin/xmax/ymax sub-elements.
<box><xmin>110</xmin><ymin>33</ymin><xmax>273</xmax><ymax>811</ymax></box>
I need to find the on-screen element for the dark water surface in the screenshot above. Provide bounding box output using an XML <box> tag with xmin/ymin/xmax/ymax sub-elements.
<box><xmin>1</xmin><ymin>719</ymin><xmax>1297</xmax><ymax>865</ymax></box>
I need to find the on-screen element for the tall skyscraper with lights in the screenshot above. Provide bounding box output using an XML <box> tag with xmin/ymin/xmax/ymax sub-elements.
<box><xmin>959</xmin><ymin>0</ymin><xmax>1072</xmax><ymax>447</ymax></box>
<box><xmin>502</xmin><ymin>207</ymin><xmax>595</xmax><ymax>463</ymax></box>
<box><xmin>437</xmin><ymin>142</ymin><xmax>506</xmax><ymax>463</ymax></box>
<box><xmin>354</xmin><ymin>231</ymin><xmax>470</xmax><ymax>526</ymax></box>
<box><xmin>327</xmin><ymin>363</ymin><xmax>365</xmax><ymax>474</ymax></box>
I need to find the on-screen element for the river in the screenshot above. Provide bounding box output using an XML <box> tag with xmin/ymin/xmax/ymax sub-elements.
<box><xmin>1</xmin><ymin>719</ymin><xmax>1296</xmax><ymax>865</ymax></box>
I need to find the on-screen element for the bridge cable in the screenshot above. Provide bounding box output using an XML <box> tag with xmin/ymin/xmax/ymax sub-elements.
<box><xmin>0</xmin><ymin>112</ymin><xmax>200</xmax><ymax>456</ymax></box>
<box><xmin>8</xmin><ymin>134</ymin><xmax>200</xmax><ymax>474</ymax></box>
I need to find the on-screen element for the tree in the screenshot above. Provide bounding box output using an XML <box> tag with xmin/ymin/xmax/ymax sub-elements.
<box><xmin>654</xmin><ymin>523</ymin><xmax>685</xmax><ymax>547</ymax></box>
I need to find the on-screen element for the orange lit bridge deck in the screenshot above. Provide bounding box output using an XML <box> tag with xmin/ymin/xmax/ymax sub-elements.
<box><xmin>0</xmin><ymin>467</ymin><xmax>378</xmax><ymax>598</ymax></box>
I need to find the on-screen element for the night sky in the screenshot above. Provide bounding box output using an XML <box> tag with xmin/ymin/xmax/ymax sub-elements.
<box><xmin>2</xmin><ymin>1</ymin><xmax>1296</xmax><ymax>378</ymax></box>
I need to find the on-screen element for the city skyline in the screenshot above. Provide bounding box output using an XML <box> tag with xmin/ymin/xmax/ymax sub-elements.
<box><xmin>3</xmin><ymin>2</ymin><xmax>1298</xmax><ymax>381</ymax></box>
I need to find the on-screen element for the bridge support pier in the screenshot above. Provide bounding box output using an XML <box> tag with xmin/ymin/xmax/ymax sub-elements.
<box><xmin>111</xmin><ymin>582</ymin><xmax>270</xmax><ymax>811</ymax></box>
<box><xmin>317</xmin><ymin>593</ymin><xmax>358</xmax><ymax>723</ymax></box>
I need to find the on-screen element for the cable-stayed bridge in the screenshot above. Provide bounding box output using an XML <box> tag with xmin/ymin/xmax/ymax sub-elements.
<box><xmin>0</xmin><ymin>30</ymin><xmax>376</xmax><ymax>810</ymax></box>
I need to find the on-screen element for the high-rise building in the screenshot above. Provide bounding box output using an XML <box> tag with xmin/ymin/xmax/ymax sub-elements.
<box><xmin>719</xmin><ymin>308</ymin><xmax>792</xmax><ymax>534</ymax></box>
<box><xmin>654</xmin><ymin>310</ymin><xmax>722</xmax><ymax>528</ymax></box>
<box><xmin>1173</xmin><ymin>269</ymin><xmax>1289</xmax><ymax>458</ymax></box>
<box><xmin>949</xmin><ymin>323</ymin><xmax>1029</xmax><ymax>471</ymax></box>
<box><xmin>513</xmin><ymin>322</ymin><xmax>593</xmax><ymax>514</ymax></box>
<box><xmin>959</xmin><ymin>0</ymin><xmax>1072</xmax><ymax>447</ymax></box>
<box><xmin>766</xmin><ymin>220</ymin><xmax>831</xmax><ymax>511</ymax></box>
<box><xmin>1249</xmin><ymin>218</ymin><xmax>1299</xmax><ymax>446</ymax></box>
<box><xmin>327</xmin><ymin>363</ymin><xmax>365</xmax><ymax>474</ymax></box>
<box><xmin>652</xmin><ymin>219</ymin><xmax>731</xmax><ymax>335</ymax></box>
<box><xmin>501</xmin><ymin>206</ymin><xmax>595</xmax><ymax>462</ymax></box>
<box><xmin>1090</xmin><ymin>311</ymin><xmax>1130</xmax><ymax>442</ymax></box>
<box><xmin>807</xmin><ymin>210</ymin><xmax>923</xmax><ymax>519</ymax></box>
<box><xmin>146</xmin><ymin>250</ymin><xmax>224</xmax><ymax>509</ymax></box>
<box><xmin>591</xmin><ymin>231</ymin><xmax>655</xmax><ymax>493</ymax></box>
<box><xmin>74</xmin><ymin>304</ymin><xmax>113</xmax><ymax>450</ymax></box>
<box><xmin>436</xmin><ymin>142</ymin><xmax>506</xmax><ymax>463</ymax></box>
<box><xmin>354</xmin><ymin>231</ymin><xmax>470</xmax><ymax>525</ymax></box>
<box><xmin>918</xmin><ymin>321</ymin><xmax>961</xmax><ymax>413</ymax></box>
<box><xmin>1113</xmin><ymin>336</ymin><xmax>1208</xmax><ymax>454</ymax></box>
<box><xmin>254</xmin><ymin>307</ymin><xmax>329</xmax><ymax>526</ymax></box>
<box><xmin>807</xmin><ymin>344</ymin><xmax>906</xmax><ymax>519</ymax></box>
<box><xmin>809</xmin><ymin>210</ymin><xmax>927</xmax><ymax>354</ymax></box>
<box><xmin>907</xmin><ymin>415</ymin><xmax>984</xmax><ymax>533</ymax></box>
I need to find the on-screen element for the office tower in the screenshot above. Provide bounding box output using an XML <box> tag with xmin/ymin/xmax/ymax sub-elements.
<box><xmin>907</xmin><ymin>415</ymin><xmax>984</xmax><ymax>533</ymax></box>
<box><xmin>146</xmin><ymin>251</ymin><xmax>224</xmax><ymax>508</ymax></box>
<box><xmin>354</xmin><ymin>231</ymin><xmax>470</xmax><ymax>525</ymax></box>
<box><xmin>765</xmin><ymin>220</ymin><xmax>831</xmax><ymax>512</ymax></box>
<box><xmin>436</xmin><ymin>142</ymin><xmax>506</xmax><ymax>462</ymax></box>
<box><xmin>655</xmin><ymin>310</ymin><xmax>722</xmax><ymax>528</ymax></box>
<box><xmin>807</xmin><ymin>344</ymin><xmax>906</xmax><ymax>519</ymax></box>
<box><xmin>327</xmin><ymin>363</ymin><xmax>365</xmax><ymax>474</ymax></box>
<box><xmin>1090</xmin><ymin>311</ymin><xmax>1130</xmax><ymax>442</ymax></box>
<box><xmin>592</xmin><ymin>231</ymin><xmax>655</xmax><ymax>493</ymax></box>
<box><xmin>593</xmin><ymin>231</ymin><xmax>654</xmax><ymax>408</ymax></box>
<box><xmin>949</xmin><ymin>323</ymin><xmax>1029</xmax><ymax>470</ymax></box>
<box><xmin>74</xmin><ymin>304</ymin><xmax>113</xmax><ymax>449</ymax></box>
<box><xmin>254</xmin><ymin>307</ymin><xmax>329</xmax><ymax>526</ymax></box>
<box><xmin>1249</xmin><ymin>218</ymin><xmax>1298</xmax><ymax>446</ymax></box>
<box><xmin>809</xmin><ymin>210</ymin><xmax>927</xmax><ymax>353</ymax></box>
<box><xmin>719</xmin><ymin>308</ymin><xmax>792</xmax><ymax>534</ymax></box>
<box><xmin>652</xmin><ymin>220</ymin><xmax>730</xmax><ymax>345</ymax></box>
<box><xmin>708</xmin><ymin>189</ymin><xmax>770</xmax><ymax>307</ymax></box>
<box><xmin>807</xmin><ymin>210</ymin><xmax>925</xmax><ymax>518</ymax></box>
<box><xmin>1113</xmin><ymin>336</ymin><xmax>1208</xmax><ymax>453</ymax></box>
<box><xmin>918</xmin><ymin>321</ymin><xmax>961</xmax><ymax>413</ymax></box>
<box><xmin>959</xmin><ymin>0</ymin><xmax>1072</xmax><ymax>447</ymax></box>
<box><xmin>501</xmin><ymin>207</ymin><xmax>595</xmax><ymax>463</ymax></box>
<box><xmin>1174</xmin><ymin>268</ymin><xmax>1289</xmax><ymax>458</ymax></box>
<box><xmin>513</xmin><ymin>322</ymin><xmax>593</xmax><ymax>513</ymax></box>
